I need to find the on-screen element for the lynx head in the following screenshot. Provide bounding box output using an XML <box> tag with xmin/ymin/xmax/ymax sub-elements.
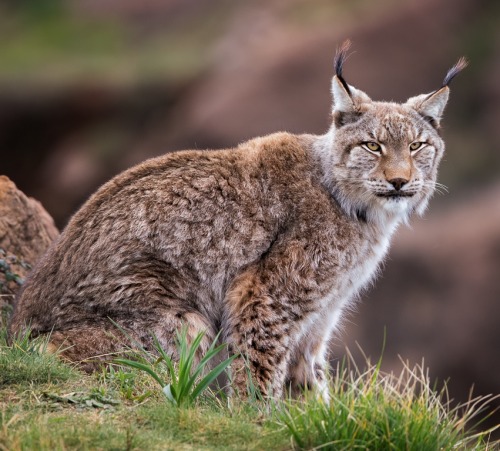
<box><xmin>322</xmin><ymin>41</ymin><xmax>467</xmax><ymax>223</ymax></box>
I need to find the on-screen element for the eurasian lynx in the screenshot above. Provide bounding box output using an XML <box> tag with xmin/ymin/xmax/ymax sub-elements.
<box><xmin>10</xmin><ymin>42</ymin><xmax>466</xmax><ymax>400</ymax></box>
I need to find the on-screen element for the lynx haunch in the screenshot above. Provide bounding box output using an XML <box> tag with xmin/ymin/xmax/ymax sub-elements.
<box><xmin>10</xmin><ymin>42</ymin><xmax>467</xmax><ymax>400</ymax></box>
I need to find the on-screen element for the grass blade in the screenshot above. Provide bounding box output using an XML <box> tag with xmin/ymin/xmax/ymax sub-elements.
<box><xmin>114</xmin><ymin>358</ymin><xmax>165</xmax><ymax>388</ymax></box>
<box><xmin>153</xmin><ymin>335</ymin><xmax>177</xmax><ymax>383</ymax></box>
<box><xmin>191</xmin><ymin>354</ymin><xmax>237</xmax><ymax>400</ymax></box>
<box><xmin>162</xmin><ymin>384</ymin><xmax>178</xmax><ymax>405</ymax></box>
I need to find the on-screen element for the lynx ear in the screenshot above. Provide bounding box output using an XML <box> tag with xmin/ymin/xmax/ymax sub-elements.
<box><xmin>331</xmin><ymin>77</ymin><xmax>371</xmax><ymax>113</ymax></box>
<box><xmin>406</xmin><ymin>57</ymin><xmax>468</xmax><ymax>127</ymax></box>
<box><xmin>406</xmin><ymin>88</ymin><xmax>450</xmax><ymax>127</ymax></box>
<box><xmin>331</xmin><ymin>40</ymin><xmax>371</xmax><ymax>126</ymax></box>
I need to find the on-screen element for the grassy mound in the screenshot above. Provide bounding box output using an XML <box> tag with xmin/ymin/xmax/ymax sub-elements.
<box><xmin>0</xmin><ymin>324</ymin><xmax>497</xmax><ymax>450</ymax></box>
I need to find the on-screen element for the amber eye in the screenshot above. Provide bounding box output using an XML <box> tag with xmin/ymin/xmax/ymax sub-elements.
<box><xmin>409</xmin><ymin>142</ymin><xmax>423</xmax><ymax>152</ymax></box>
<box><xmin>364</xmin><ymin>142</ymin><xmax>382</xmax><ymax>153</ymax></box>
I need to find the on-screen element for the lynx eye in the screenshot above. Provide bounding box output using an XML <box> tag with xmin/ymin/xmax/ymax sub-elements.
<box><xmin>409</xmin><ymin>142</ymin><xmax>424</xmax><ymax>152</ymax></box>
<box><xmin>363</xmin><ymin>142</ymin><xmax>382</xmax><ymax>153</ymax></box>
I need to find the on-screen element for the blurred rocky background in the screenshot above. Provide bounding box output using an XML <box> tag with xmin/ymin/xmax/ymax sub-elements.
<box><xmin>1</xmin><ymin>0</ymin><xmax>499</xmax><ymax>437</ymax></box>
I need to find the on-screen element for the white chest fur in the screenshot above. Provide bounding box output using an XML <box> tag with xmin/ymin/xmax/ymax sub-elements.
<box><xmin>314</xmin><ymin>217</ymin><xmax>400</xmax><ymax>339</ymax></box>
<box><xmin>348</xmin><ymin>225</ymin><xmax>395</xmax><ymax>299</ymax></box>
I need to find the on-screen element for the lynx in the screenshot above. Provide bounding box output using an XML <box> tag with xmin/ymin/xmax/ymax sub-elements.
<box><xmin>10</xmin><ymin>42</ymin><xmax>466</xmax><ymax>400</ymax></box>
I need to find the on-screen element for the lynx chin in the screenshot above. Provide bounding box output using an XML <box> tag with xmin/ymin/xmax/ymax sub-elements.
<box><xmin>10</xmin><ymin>42</ymin><xmax>467</xmax><ymax>401</ymax></box>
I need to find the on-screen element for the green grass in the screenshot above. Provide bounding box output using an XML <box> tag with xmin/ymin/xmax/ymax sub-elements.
<box><xmin>0</xmin><ymin>328</ymin><xmax>76</xmax><ymax>387</ymax></box>
<box><xmin>0</xmin><ymin>323</ymin><xmax>498</xmax><ymax>450</ymax></box>
<box><xmin>115</xmin><ymin>328</ymin><xmax>237</xmax><ymax>407</ymax></box>
<box><xmin>280</xmin><ymin>355</ymin><xmax>499</xmax><ymax>450</ymax></box>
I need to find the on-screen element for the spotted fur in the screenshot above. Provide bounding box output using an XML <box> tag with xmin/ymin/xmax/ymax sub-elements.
<box><xmin>9</xmin><ymin>48</ymin><xmax>465</xmax><ymax>399</ymax></box>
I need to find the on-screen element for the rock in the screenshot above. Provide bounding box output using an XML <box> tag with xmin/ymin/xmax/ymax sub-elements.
<box><xmin>0</xmin><ymin>176</ymin><xmax>58</xmax><ymax>310</ymax></box>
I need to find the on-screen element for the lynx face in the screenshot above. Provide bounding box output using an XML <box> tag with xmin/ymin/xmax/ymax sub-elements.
<box><xmin>331</xmin><ymin>103</ymin><xmax>445</xmax><ymax>220</ymax></box>
<box><xmin>318</xmin><ymin>45</ymin><xmax>467</xmax><ymax>224</ymax></box>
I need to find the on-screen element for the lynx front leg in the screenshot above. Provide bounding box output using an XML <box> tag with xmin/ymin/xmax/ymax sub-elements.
<box><xmin>287</xmin><ymin>310</ymin><xmax>343</xmax><ymax>403</ymax></box>
<box><xmin>287</xmin><ymin>333</ymin><xmax>330</xmax><ymax>403</ymax></box>
<box><xmin>225</xmin><ymin>245</ymin><xmax>324</xmax><ymax>400</ymax></box>
<box><xmin>225</xmin><ymin>269</ymin><xmax>294</xmax><ymax>399</ymax></box>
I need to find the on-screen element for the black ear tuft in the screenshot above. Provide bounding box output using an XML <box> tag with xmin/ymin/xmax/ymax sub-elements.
<box><xmin>442</xmin><ymin>56</ymin><xmax>468</xmax><ymax>88</ymax></box>
<box><xmin>334</xmin><ymin>40</ymin><xmax>352</xmax><ymax>94</ymax></box>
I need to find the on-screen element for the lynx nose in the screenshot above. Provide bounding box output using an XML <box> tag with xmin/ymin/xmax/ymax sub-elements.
<box><xmin>388</xmin><ymin>178</ymin><xmax>408</xmax><ymax>191</ymax></box>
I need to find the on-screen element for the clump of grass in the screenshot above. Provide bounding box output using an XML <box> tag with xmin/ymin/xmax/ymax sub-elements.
<box><xmin>279</xmin><ymin>354</ymin><xmax>499</xmax><ymax>450</ymax></box>
<box><xmin>115</xmin><ymin>328</ymin><xmax>237</xmax><ymax>407</ymax></box>
<box><xmin>0</xmin><ymin>329</ymin><xmax>76</xmax><ymax>386</ymax></box>
<box><xmin>101</xmin><ymin>365</ymin><xmax>147</xmax><ymax>402</ymax></box>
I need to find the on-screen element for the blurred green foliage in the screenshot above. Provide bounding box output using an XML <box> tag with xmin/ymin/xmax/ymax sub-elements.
<box><xmin>5</xmin><ymin>0</ymin><xmax>64</xmax><ymax>17</ymax></box>
<box><xmin>0</xmin><ymin>1</ymin><xmax>232</xmax><ymax>84</ymax></box>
